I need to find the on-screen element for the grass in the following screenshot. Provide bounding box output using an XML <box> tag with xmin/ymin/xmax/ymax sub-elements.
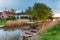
<box><xmin>40</xmin><ymin>22</ymin><xmax>60</xmax><ymax>40</ymax></box>
<box><xmin>0</xmin><ymin>20</ymin><xmax>7</xmax><ymax>24</ymax></box>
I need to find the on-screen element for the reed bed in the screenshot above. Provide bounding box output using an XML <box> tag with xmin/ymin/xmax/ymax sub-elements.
<box><xmin>5</xmin><ymin>20</ymin><xmax>30</xmax><ymax>30</ymax></box>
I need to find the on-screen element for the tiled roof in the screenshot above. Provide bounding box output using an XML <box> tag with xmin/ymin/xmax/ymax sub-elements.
<box><xmin>3</xmin><ymin>11</ymin><xmax>15</xmax><ymax>16</ymax></box>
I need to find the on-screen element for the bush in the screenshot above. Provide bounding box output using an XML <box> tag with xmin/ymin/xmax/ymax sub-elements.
<box><xmin>7</xmin><ymin>16</ymin><xmax>15</xmax><ymax>20</ymax></box>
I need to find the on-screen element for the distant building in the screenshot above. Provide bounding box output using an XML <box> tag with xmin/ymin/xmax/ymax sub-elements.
<box><xmin>0</xmin><ymin>11</ymin><xmax>30</xmax><ymax>20</ymax></box>
<box><xmin>0</xmin><ymin>11</ymin><xmax>15</xmax><ymax>19</ymax></box>
<box><xmin>15</xmin><ymin>11</ymin><xmax>30</xmax><ymax>19</ymax></box>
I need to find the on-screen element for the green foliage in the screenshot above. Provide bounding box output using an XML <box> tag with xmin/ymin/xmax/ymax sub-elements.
<box><xmin>7</xmin><ymin>16</ymin><xmax>15</xmax><ymax>20</ymax></box>
<box><xmin>26</xmin><ymin>7</ymin><xmax>37</xmax><ymax>20</ymax></box>
<box><xmin>10</xmin><ymin>9</ymin><xmax>16</xmax><ymax>12</ymax></box>
<box><xmin>40</xmin><ymin>23</ymin><xmax>60</xmax><ymax>40</ymax></box>
<box><xmin>0</xmin><ymin>20</ymin><xmax>7</xmax><ymax>24</ymax></box>
<box><xmin>26</xmin><ymin>3</ymin><xmax>53</xmax><ymax>20</ymax></box>
<box><xmin>48</xmin><ymin>16</ymin><xmax>53</xmax><ymax>21</ymax></box>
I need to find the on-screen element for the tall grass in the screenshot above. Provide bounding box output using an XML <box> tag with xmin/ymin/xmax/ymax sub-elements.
<box><xmin>5</xmin><ymin>20</ymin><xmax>30</xmax><ymax>30</ymax></box>
<box><xmin>40</xmin><ymin>23</ymin><xmax>60</xmax><ymax>40</ymax></box>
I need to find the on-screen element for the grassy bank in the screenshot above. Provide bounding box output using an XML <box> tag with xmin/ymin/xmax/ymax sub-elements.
<box><xmin>0</xmin><ymin>20</ymin><xmax>7</xmax><ymax>24</ymax></box>
<box><xmin>40</xmin><ymin>22</ymin><xmax>60</xmax><ymax>40</ymax></box>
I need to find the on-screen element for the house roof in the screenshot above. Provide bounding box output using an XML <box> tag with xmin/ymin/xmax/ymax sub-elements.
<box><xmin>3</xmin><ymin>11</ymin><xmax>15</xmax><ymax>16</ymax></box>
<box><xmin>3</xmin><ymin>11</ymin><xmax>15</xmax><ymax>14</ymax></box>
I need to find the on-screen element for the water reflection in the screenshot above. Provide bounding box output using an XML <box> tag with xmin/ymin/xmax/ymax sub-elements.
<box><xmin>0</xmin><ymin>28</ymin><xmax>23</xmax><ymax>40</ymax></box>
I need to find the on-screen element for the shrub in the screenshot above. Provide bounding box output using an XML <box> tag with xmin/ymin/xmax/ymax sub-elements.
<box><xmin>7</xmin><ymin>16</ymin><xmax>15</xmax><ymax>20</ymax></box>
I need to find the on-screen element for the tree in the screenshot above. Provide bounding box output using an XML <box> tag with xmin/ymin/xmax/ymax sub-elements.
<box><xmin>26</xmin><ymin>3</ymin><xmax>53</xmax><ymax>20</ymax></box>
<box><xmin>26</xmin><ymin>7</ymin><xmax>38</xmax><ymax>20</ymax></box>
<box><xmin>10</xmin><ymin>9</ymin><xmax>16</xmax><ymax>12</ymax></box>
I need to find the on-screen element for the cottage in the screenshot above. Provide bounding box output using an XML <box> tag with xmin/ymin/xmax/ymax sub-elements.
<box><xmin>0</xmin><ymin>11</ymin><xmax>15</xmax><ymax>19</ymax></box>
<box><xmin>0</xmin><ymin>11</ymin><xmax>30</xmax><ymax>20</ymax></box>
<box><xmin>15</xmin><ymin>11</ymin><xmax>30</xmax><ymax>20</ymax></box>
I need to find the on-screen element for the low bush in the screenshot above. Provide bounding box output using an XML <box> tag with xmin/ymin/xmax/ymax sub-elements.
<box><xmin>7</xmin><ymin>16</ymin><xmax>15</xmax><ymax>20</ymax></box>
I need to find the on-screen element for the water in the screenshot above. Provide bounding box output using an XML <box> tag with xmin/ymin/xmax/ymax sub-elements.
<box><xmin>0</xmin><ymin>28</ymin><xmax>23</xmax><ymax>40</ymax></box>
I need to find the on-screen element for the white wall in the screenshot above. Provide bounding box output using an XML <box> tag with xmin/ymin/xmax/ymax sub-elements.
<box><xmin>15</xmin><ymin>15</ymin><xmax>30</xmax><ymax>19</ymax></box>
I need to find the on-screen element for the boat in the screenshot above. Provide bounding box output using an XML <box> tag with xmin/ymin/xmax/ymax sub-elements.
<box><xmin>0</xmin><ymin>25</ymin><xmax>5</xmax><ymax>27</ymax></box>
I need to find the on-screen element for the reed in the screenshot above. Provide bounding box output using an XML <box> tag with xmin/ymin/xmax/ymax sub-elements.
<box><xmin>5</xmin><ymin>20</ymin><xmax>30</xmax><ymax>30</ymax></box>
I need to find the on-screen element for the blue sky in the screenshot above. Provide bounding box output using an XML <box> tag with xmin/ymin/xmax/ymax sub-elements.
<box><xmin>0</xmin><ymin>0</ymin><xmax>60</xmax><ymax>13</ymax></box>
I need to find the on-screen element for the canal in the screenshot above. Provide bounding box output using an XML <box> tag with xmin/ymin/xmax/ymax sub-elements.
<box><xmin>0</xmin><ymin>27</ymin><xmax>23</xmax><ymax>40</ymax></box>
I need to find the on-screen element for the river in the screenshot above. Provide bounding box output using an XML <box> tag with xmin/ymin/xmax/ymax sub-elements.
<box><xmin>0</xmin><ymin>28</ymin><xmax>23</xmax><ymax>40</ymax></box>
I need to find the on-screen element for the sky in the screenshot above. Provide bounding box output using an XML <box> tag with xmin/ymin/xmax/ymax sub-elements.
<box><xmin>0</xmin><ymin>0</ymin><xmax>60</xmax><ymax>14</ymax></box>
